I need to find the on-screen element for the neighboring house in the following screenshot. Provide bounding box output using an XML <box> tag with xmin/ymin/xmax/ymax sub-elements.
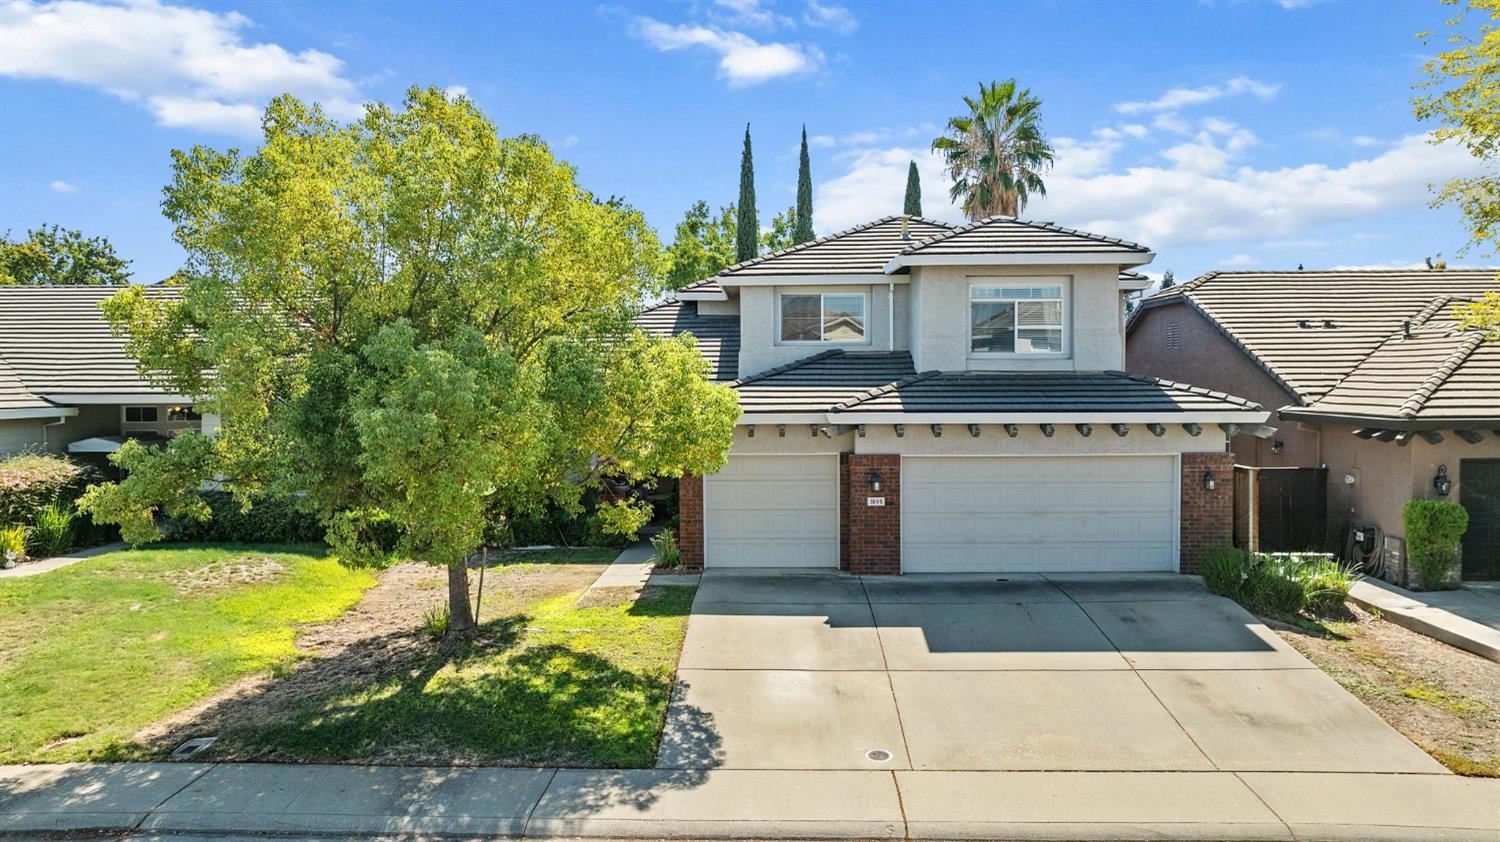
<box><xmin>0</xmin><ymin>286</ymin><xmax>213</xmax><ymax>460</ymax></box>
<box><xmin>637</xmin><ymin>215</ymin><xmax>1269</xmax><ymax>575</ymax></box>
<box><xmin>1127</xmin><ymin>270</ymin><xmax>1500</xmax><ymax>581</ymax></box>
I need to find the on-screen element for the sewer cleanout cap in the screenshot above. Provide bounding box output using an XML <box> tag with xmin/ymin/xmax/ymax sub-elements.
<box><xmin>170</xmin><ymin>736</ymin><xmax>217</xmax><ymax>761</ymax></box>
<box><xmin>865</xmin><ymin>748</ymin><xmax>893</xmax><ymax>763</ymax></box>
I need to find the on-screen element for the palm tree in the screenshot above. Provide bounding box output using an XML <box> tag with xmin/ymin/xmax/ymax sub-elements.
<box><xmin>932</xmin><ymin>79</ymin><xmax>1054</xmax><ymax>219</ymax></box>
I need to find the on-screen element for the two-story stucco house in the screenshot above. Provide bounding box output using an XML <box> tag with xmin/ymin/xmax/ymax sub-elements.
<box><xmin>637</xmin><ymin>215</ymin><xmax>1271</xmax><ymax>575</ymax></box>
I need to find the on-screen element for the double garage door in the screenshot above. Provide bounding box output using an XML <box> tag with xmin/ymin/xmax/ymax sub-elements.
<box><xmin>702</xmin><ymin>454</ymin><xmax>1176</xmax><ymax>572</ymax></box>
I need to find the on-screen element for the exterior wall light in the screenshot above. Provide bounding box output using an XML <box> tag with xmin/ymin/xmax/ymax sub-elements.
<box><xmin>869</xmin><ymin>471</ymin><xmax>884</xmax><ymax>493</ymax></box>
<box><xmin>1203</xmin><ymin>471</ymin><xmax>1216</xmax><ymax>491</ymax></box>
<box><xmin>1271</xmin><ymin>439</ymin><xmax>1284</xmax><ymax>454</ymax></box>
<box><xmin>1433</xmin><ymin>465</ymin><xmax>1452</xmax><ymax>497</ymax></box>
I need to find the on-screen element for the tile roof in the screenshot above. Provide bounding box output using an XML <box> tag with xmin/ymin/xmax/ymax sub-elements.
<box><xmin>0</xmin><ymin>285</ymin><xmax>182</xmax><ymax>399</ymax></box>
<box><xmin>1130</xmin><ymin>269</ymin><xmax>1500</xmax><ymax>403</ymax></box>
<box><xmin>831</xmin><ymin>370</ymin><xmax>1261</xmax><ymax>416</ymax></box>
<box><xmin>732</xmin><ymin>350</ymin><xmax>916</xmax><ymax>414</ymax></box>
<box><xmin>724</xmin><ymin>350</ymin><xmax>1259</xmax><ymax>417</ymax></box>
<box><xmin>677</xmin><ymin>277</ymin><xmax>724</xmax><ymax>296</ymax></box>
<box><xmin>631</xmin><ymin>298</ymin><xmax>740</xmax><ymax>381</ymax></box>
<box><xmin>1282</xmin><ymin>308</ymin><xmax>1500</xmax><ymax>427</ymax></box>
<box><xmin>712</xmin><ymin>216</ymin><xmax>955</xmax><ymax>278</ymax></box>
<box><xmin>897</xmin><ymin>215</ymin><xmax>1151</xmax><ymax>258</ymax></box>
<box><xmin>0</xmin><ymin>357</ymin><xmax>58</xmax><ymax>414</ymax></box>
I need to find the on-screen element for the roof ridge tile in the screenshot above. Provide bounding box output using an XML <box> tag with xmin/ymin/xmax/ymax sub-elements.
<box><xmin>708</xmin><ymin>215</ymin><xmax>955</xmax><ymax>280</ymax></box>
<box><xmin>1397</xmin><ymin>331</ymin><xmax>1486</xmax><ymax>418</ymax></box>
<box><xmin>730</xmin><ymin>349</ymin><xmax>845</xmax><ymax>388</ymax></box>
<box><xmin>829</xmin><ymin>369</ymin><xmax>942</xmax><ymax>412</ymax></box>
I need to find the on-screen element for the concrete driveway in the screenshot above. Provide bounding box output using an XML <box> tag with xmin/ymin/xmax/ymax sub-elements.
<box><xmin>659</xmin><ymin>571</ymin><xmax>1446</xmax><ymax>774</ymax></box>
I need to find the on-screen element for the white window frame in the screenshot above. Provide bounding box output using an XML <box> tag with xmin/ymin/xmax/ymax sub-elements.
<box><xmin>777</xmin><ymin>290</ymin><xmax>870</xmax><ymax>345</ymax></box>
<box><xmin>967</xmin><ymin>278</ymin><xmax>1070</xmax><ymax>357</ymax></box>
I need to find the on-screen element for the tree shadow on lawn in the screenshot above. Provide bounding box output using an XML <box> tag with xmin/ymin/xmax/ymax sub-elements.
<box><xmin>131</xmin><ymin>583</ymin><xmax>716</xmax><ymax>776</ymax></box>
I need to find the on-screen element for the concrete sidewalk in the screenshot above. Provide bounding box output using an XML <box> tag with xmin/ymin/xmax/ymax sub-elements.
<box><xmin>4</xmin><ymin>762</ymin><xmax>1498</xmax><ymax>841</ymax></box>
<box><xmin>0</xmin><ymin>541</ymin><xmax>126</xmax><ymax>579</ymax></box>
<box><xmin>1351</xmin><ymin>577</ymin><xmax>1500</xmax><ymax>662</ymax></box>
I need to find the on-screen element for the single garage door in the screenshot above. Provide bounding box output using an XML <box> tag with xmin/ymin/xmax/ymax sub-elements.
<box><xmin>903</xmin><ymin>455</ymin><xmax>1177</xmax><ymax>573</ymax></box>
<box><xmin>704</xmin><ymin>455</ymin><xmax>839</xmax><ymax>568</ymax></box>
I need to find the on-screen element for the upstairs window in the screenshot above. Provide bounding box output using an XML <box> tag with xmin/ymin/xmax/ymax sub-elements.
<box><xmin>780</xmin><ymin>292</ymin><xmax>866</xmax><ymax>343</ymax></box>
<box><xmin>970</xmin><ymin>283</ymin><xmax>1065</xmax><ymax>354</ymax></box>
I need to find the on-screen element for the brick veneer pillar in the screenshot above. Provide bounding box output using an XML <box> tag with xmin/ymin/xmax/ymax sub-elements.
<box><xmin>847</xmin><ymin>454</ymin><xmax>901</xmax><ymax>575</ymax></box>
<box><xmin>839</xmin><ymin>455</ymin><xmax>851</xmax><ymax>570</ymax></box>
<box><xmin>679</xmin><ymin>473</ymin><xmax>704</xmax><ymax>571</ymax></box>
<box><xmin>1180</xmin><ymin>452</ymin><xmax>1235</xmax><ymax>574</ymax></box>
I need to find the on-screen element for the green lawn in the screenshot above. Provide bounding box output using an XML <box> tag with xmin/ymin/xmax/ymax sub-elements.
<box><xmin>2</xmin><ymin>542</ymin><xmax>695</xmax><ymax>768</ymax></box>
<box><xmin>0</xmin><ymin>544</ymin><xmax>378</xmax><ymax>762</ymax></box>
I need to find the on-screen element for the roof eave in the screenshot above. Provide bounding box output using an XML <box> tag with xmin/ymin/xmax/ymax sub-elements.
<box><xmin>826</xmin><ymin>409</ymin><xmax>1271</xmax><ymax>425</ymax></box>
<box><xmin>885</xmin><ymin>252</ymin><xmax>1156</xmax><ymax>273</ymax></box>
<box><xmin>675</xmin><ymin>290</ymin><xmax>729</xmax><ymax>301</ymax></box>
<box><xmin>0</xmin><ymin>406</ymin><xmax>79</xmax><ymax>421</ymax></box>
<box><xmin>719</xmin><ymin>273</ymin><xmax>908</xmax><ymax>287</ymax></box>
<box><xmin>1277</xmin><ymin>408</ymin><xmax>1500</xmax><ymax>431</ymax></box>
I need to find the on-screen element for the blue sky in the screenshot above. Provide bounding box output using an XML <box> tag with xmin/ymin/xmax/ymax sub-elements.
<box><xmin>0</xmin><ymin>0</ymin><xmax>1487</xmax><ymax>285</ymax></box>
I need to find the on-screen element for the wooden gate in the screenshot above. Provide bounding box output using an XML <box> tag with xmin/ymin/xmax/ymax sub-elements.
<box><xmin>1233</xmin><ymin>466</ymin><xmax>1328</xmax><ymax>553</ymax></box>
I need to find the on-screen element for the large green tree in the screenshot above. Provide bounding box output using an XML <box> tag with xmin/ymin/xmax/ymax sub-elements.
<box><xmin>761</xmin><ymin>206</ymin><xmax>798</xmax><ymax>254</ymax></box>
<box><xmin>664</xmin><ymin>201</ymin><xmax>738</xmax><ymax>289</ymax></box>
<box><xmin>79</xmin><ymin>88</ymin><xmax>740</xmax><ymax>636</ymax></box>
<box><xmin>932</xmin><ymin>79</ymin><xmax>1054</xmax><ymax>219</ymax></box>
<box><xmin>736</xmin><ymin>124</ymin><xmax>758</xmax><ymax>263</ymax></box>
<box><xmin>0</xmin><ymin>225</ymin><xmax>131</xmax><ymax>285</ymax></box>
<box><xmin>904</xmin><ymin>161</ymin><xmax>923</xmax><ymax>217</ymax></box>
<box><xmin>794</xmin><ymin>126</ymin><xmax>814</xmax><ymax>244</ymax></box>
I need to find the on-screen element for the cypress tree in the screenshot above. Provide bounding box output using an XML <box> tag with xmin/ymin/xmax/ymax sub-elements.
<box><xmin>736</xmin><ymin>124</ymin><xmax>758</xmax><ymax>263</ymax></box>
<box><xmin>794</xmin><ymin>125</ymin><xmax>814</xmax><ymax>244</ymax></box>
<box><xmin>903</xmin><ymin>161</ymin><xmax>922</xmax><ymax>217</ymax></box>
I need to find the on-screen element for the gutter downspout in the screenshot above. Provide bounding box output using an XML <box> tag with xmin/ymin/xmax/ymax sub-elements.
<box><xmin>888</xmin><ymin>282</ymin><xmax>895</xmax><ymax>350</ymax></box>
<box><xmin>41</xmin><ymin>415</ymin><xmax>68</xmax><ymax>450</ymax></box>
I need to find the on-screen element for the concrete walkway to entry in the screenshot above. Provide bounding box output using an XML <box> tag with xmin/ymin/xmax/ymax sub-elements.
<box><xmin>0</xmin><ymin>541</ymin><xmax>126</xmax><ymax>579</ymax></box>
<box><xmin>4</xmin><ymin>761</ymin><xmax>1498</xmax><ymax>840</ymax></box>
<box><xmin>1351</xmin><ymin>577</ymin><xmax>1500</xmax><ymax>662</ymax></box>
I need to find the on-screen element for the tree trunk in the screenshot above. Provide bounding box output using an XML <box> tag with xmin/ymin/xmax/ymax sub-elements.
<box><xmin>446</xmin><ymin>559</ymin><xmax>477</xmax><ymax>636</ymax></box>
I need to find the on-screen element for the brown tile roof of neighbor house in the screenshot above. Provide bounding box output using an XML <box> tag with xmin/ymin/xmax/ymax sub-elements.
<box><xmin>831</xmin><ymin>370</ymin><xmax>1261</xmax><ymax>416</ymax></box>
<box><xmin>631</xmin><ymin>298</ymin><xmax>740</xmax><ymax>381</ymax></box>
<box><xmin>897</xmin><ymin>215</ymin><xmax>1152</xmax><ymax>258</ymax></box>
<box><xmin>0</xmin><ymin>285</ymin><xmax>183</xmax><ymax>400</ymax></box>
<box><xmin>1130</xmin><ymin>269</ymin><xmax>1500</xmax><ymax>406</ymax></box>
<box><xmin>732</xmin><ymin>351</ymin><xmax>917</xmax><ymax>413</ymax></box>
<box><xmin>1281</xmin><ymin>308</ymin><xmax>1500</xmax><ymax>428</ymax></box>
<box><xmin>712</xmin><ymin>216</ymin><xmax>955</xmax><ymax>278</ymax></box>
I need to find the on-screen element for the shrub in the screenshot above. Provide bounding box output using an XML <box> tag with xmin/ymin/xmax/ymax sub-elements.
<box><xmin>1201</xmin><ymin>545</ymin><xmax>1250</xmax><ymax>600</ymax></box>
<box><xmin>420</xmin><ymin>604</ymin><xmax>450</xmax><ymax>639</ymax></box>
<box><xmin>651</xmin><ymin>528</ymin><xmax>681</xmax><ymax>569</ymax></box>
<box><xmin>161</xmin><ymin>491</ymin><xmax>326</xmax><ymax>544</ymax></box>
<box><xmin>0</xmin><ymin>523</ymin><xmax>26</xmax><ymax>563</ymax></box>
<box><xmin>28</xmin><ymin>501</ymin><xmax>74</xmax><ymax>558</ymax></box>
<box><xmin>0</xmin><ymin>453</ymin><xmax>100</xmax><ymax>526</ymax></box>
<box><xmin>1403</xmin><ymin>499</ymin><xmax>1469</xmax><ymax>590</ymax></box>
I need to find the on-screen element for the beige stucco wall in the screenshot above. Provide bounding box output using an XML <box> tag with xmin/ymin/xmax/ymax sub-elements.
<box><xmin>855</xmin><ymin>423</ymin><xmax>1226</xmax><ymax>456</ymax></box>
<box><xmin>1322</xmin><ymin>424</ymin><xmax>1500</xmax><ymax>541</ymax></box>
<box><xmin>735</xmin><ymin>282</ymin><xmax>909</xmax><ymax>378</ymax></box>
<box><xmin>697</xmin><ymin>298</ymin><xmax>738</xmax><ymax>316</ymax></box>
<box><xmin>1129</xmin><ymin>304</ymin><xmax>1317</xmax><ymax>468</ymax></box>
<box><xmin>728</xmin><ymin>424</ymin><xmax>855</xmax><ymax>455</ymax></box>
<box><xmin>0</xmin><ymin>419</ymin><xmax>49</xmax><ymax>457</ymax></box>
<box><xmin>908</xmin><ymin>264</ymin><xmax>1125</xmax><ymax>373</ymax></box>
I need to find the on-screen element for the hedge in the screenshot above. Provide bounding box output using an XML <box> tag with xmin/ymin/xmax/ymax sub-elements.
<box><xmin>0</xmin><ymin>453</ymin><xmax>100</xmax><ymax>525</ymax></box>
<box><xmin>162</xmin><ymin>491</ymin><xmax>326</xmax><ymax>544</ymax></box>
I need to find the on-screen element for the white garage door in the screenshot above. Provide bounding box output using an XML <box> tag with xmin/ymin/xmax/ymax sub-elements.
<box><xmin>903</xmin><ymin>456</ymin><xmax>1177</xmax><ymax>573</ymax></box>
<box><xmin>704</xmin><ymin>455</ymin><xmax>839</xmax><ymax>568</ymax></box>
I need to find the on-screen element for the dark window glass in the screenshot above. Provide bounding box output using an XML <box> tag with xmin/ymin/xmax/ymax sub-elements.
<box><xmin>780</xmin><ymin>294</ymin><xmax>822</xmax><ymax>342</ymax></box>
<box><xmin>822</xmin><ymin>293</ymin><xmax>865</xmax><ymax>341</ymax></box>
<box><xmin>970</xmin><ymin>301</ymin><xmax>1016</xmax><ymax>353</ymax></box>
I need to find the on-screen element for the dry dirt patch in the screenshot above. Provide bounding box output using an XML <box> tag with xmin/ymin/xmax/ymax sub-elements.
<box><xmin>1275</xmin><ymin>603</ymin><xmax>1500</xmax><ymax>776</ymax></box>
<box><xmin>150</xmin><ymin>555</ymin><xmax>288</xmax><ymax>594</ymax></box>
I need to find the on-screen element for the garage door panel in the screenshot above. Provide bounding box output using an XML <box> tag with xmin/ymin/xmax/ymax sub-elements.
<box><xmin>903</xmin><ymin>456</ymin><xmax>1177</xmax><ymax>573</ymax></box>
<box><xmin>705</xmin><ymin>455</ymin><xmax>838</xmax><ymax>568</ymax></box>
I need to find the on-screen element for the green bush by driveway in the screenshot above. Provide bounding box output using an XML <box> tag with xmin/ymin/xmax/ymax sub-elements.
<box><xmin>0</xmin><ymin>544</ymin><xmax>377</xmax><ymax>762</ymax></box>
<box><xmin>1201</xmin><ymin>546</ymin><xmax>1359</xmax><ymax>616</ymax></box>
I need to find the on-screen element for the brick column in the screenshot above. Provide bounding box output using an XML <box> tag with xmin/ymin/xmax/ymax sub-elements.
<box><xmin>847</xmin><ymin>454</ymin><xmax>901</xmax><ymax>575</ymax></box>
<box><xmin>839</xmin><ymin>455</ymin><xmax>851</xmax><ymax>571</ymax></box>
<box><xmin>679</xmin><ymin>473</ymin><xmax>704</xmax><ymax>571</ymax></box>
<box><xmin>1180</xmin><ymin>452</ymin><xmax>1235</xmax><ymax>574</ymax></box>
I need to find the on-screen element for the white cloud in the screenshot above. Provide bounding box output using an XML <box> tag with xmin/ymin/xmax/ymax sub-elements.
<box><xmin>815</xmin><ymin>146</ymin><xmax>961</xmax><ymax>231</ymax></box>
<box><xmin>804</xmin><ymin>0</ymin><xmax>856</xmax><ymax>34</ymax></box>
<box><xmin>559</xmin><ymin>133</ymin><xmax>579</xmax><ymax>148</ymax></box>
<box><xmin>630</xmin><ymin>16</ymin><xmax>820</xmax><ymax>86</ymax></box>
<box><xmin>1276</xmin><ymin>0</ymin><xmax>1320</xmax><ymax>8</ymax></box>
<box><xmin>1114</xmin><ymin>76</ymin><xmax>1280</xmax><ymax>115</ymax></box>
<box><xmin>1032</xmin><ymin>132</ymin><xmax>1478</xmax><ymax>252</ymax></box>
<box><xmin>0</xmin><ymin>0</ymin><xmax>363</xmax><ymax>136</ymax></box>
<box><xmin>49</xmin><ymin>179</ymin><xmax>77</xmax><ymax>193</ymax></box>
<box><xmin>808</xmin><ymin>133</ymin><xmax>836</xmax><ymax>148</ymax></box>
<box><xmin>711</xmin><ymin>0</ymin><xmax>788</xmax><ymax>30</ymax></box>
<box><xmin>1223</xmin><ymin>253</ymin><xmax>1257</xmax><ymax>266</ymax></box>
<box><xmin>443</xmin><ymin>85</ymin><xmax>469</xmax><ymax>100</ymax></box>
